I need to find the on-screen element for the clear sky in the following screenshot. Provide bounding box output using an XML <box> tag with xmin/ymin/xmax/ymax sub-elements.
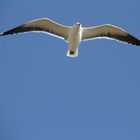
<box><xmin>0</xmin><ymin>0</ymin><xmax>140</xmax><ymax>140</ymax></box>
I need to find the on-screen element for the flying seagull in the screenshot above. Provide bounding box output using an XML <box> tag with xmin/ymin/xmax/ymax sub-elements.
<box><xmin>0</xmin><ymin>18</ymin><xmax>140</xmax><ymax>57</ymax></box>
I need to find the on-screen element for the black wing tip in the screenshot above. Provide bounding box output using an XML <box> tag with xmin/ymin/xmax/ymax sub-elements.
<box><xmin>132</xmin><ymin>42</ymin><xmax>140</xmax><ymax>46</ymax></box>
<box><xmin>129</xmin><ymin>37</ymin><xmax>140</xmax><ymax>46</ymax></box>
<box><xmin>135</xmin><ymin>40</ymin><xmax>140</xmax><ymax>46</ymax></box>
<box><xmin>0</xmin><ymin>25</ymin><xmax>26</xmax><ymax>37</ymax></box>
<box><xmin>0</xmin><ymin>29</ymin><xmax>23</xmax><ymax>36</ymax></box>
<box><xmin>127</xmin><ymin>40</ymin><xmax>140</xmax><ymax>46</ymax></box>
<box><xmin>0</xmin><ymin>32</ymin><xmax>13</xmax><ymax>36</ymax></box>
<box><xmin>123</xmin><ymin>34</ymin><xmax>140</xmax><ymax>46</ymax></box>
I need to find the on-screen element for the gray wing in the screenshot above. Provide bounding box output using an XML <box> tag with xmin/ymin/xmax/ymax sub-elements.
<box><xmin>82</xmin><ymin>24</ymin><xmax>140</xmax><ymax>46</ymax></box>
<box><xmin>0</xmin><ymin>18</ymin><xmax>70</xmax><ymax>40</ymax></box>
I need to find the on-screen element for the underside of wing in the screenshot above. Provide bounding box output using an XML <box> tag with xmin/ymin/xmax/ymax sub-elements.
<box><xmin>0</xmin><ymin>18</ymin><xmax>71</xmax><ymax>40</ymax></box>
<box><xmin>82</xmin><ymin>24</ymin><xmax>140</xmax><ymax>46</ymax></box>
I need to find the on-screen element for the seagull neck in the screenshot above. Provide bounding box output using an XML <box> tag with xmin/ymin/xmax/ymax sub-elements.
<box><xmin>76</xmin><ymin>26</ymin><xmax>82</xmax><ymax>32</ymax></box>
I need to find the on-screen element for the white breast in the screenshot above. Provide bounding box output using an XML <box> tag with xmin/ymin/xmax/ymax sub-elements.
<box><xmin>68</xmin><ymin>26</ymin><xmax>82</xmax><ymax>51</ymax></box>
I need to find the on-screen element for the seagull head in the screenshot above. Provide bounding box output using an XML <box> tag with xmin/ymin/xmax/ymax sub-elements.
<box><xmin>74</xmin><ymin>22</ymin><xmax>82</xmax><ymax>31</ymax></box>
<box><xmin>76</xmin><ymin>22</ymin><xmax>82</xmax><ymax>27</ymax></box>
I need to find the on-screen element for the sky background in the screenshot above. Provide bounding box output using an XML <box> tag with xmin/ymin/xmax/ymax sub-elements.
<box><xmin>0</xmin><ymin>0</ymin><xmax>140</xmax><ymax>140</ymax></box>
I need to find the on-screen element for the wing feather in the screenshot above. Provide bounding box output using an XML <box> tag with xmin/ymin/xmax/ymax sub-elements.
<box><xmin>82</xmin><ymin>24</ymin><xmax>140</xmax><ymax>46</ymax></box>
<box><xmin>0</xmin><ymin>18</ymin><xmax>70</xmax><ymax>40</ymax></box>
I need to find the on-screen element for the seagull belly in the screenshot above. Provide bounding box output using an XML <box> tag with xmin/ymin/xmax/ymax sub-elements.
<box><xmin>68</xmin><ymin>29</ymin><xmax>81</xmax><ymax>51</ymax></box>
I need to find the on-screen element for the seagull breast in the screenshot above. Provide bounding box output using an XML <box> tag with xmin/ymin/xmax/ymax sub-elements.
<box><xmin>68</xmin><ymin>25</ymin><xmax>82</xmax><ymax>49</ymax></box>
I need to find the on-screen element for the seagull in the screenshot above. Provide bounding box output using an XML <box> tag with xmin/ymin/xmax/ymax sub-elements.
<box><xmin>0</xmin><ymin>18</ymin><xmax>140</xmax><ymax>57</ymax></box>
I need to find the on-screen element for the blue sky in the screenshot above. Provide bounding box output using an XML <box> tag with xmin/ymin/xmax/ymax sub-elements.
<box><xmin>0</xmin><ymin>0</ymin><xmax>140</xmax><ymax>140</ymax></box>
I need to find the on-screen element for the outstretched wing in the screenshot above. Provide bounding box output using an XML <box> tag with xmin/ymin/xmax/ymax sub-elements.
<box><xmin>82</xmin><ymin>24</ymin><xmax>140</xmax><ymax>46</ymax></box>
<box><xmin>0</xmin><ymin>18</ymin><xmax>70</xmax><ymax>40</ymax></box>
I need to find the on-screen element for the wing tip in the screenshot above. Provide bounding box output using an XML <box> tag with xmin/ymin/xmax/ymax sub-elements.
<box><xmin>128</xmin><ymin>36</ymin><xmax>140</xmax><ymax>46</ymax></box>
<box><xmin>133</xmin><ymin>42</ymin><xmax>140</xmax><ymax>46</ymax></box>
<box><xmin>0</xmin><ymin>31</ymin><xmax>11</xmax><ymax>36</ymax></box>
<box><xmin>0</xmin><ymin>30</ymin><xmax>19</xmax><ymax>36</ymax></box>
<box><xmin>0</xmin><ymin>33</ymin><xmax>4</xmax><ymax>36</ymax></box>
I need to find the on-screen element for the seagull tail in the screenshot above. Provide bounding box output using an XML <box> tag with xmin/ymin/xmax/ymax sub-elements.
<box><xmin>67</xmin><ymin>49</ymin><xmax>78</xmax><ymax>58</ymax></box>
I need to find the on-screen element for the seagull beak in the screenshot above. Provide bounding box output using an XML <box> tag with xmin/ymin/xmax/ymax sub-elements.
<box><xmin>75</xmin><ymin>22</ymin><xmax>82</xmax><ymax>27</ymax></box>
<box><xmin>78</xmin><ymin>22</ymin><xmax>82</xmax><ymax>27</ymax></box>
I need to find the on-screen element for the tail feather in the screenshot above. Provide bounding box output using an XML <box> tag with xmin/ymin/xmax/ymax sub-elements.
<box><xmin>67</xmin><ymin>49</ymin><xmax>78</xmax><ymax>58</ymax></box>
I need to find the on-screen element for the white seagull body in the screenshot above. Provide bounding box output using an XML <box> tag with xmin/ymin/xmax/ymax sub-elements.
<box><xmin>0</xmin><ymin>18</ymin><xmax>140</xmax><ymax>57</ymax></box>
